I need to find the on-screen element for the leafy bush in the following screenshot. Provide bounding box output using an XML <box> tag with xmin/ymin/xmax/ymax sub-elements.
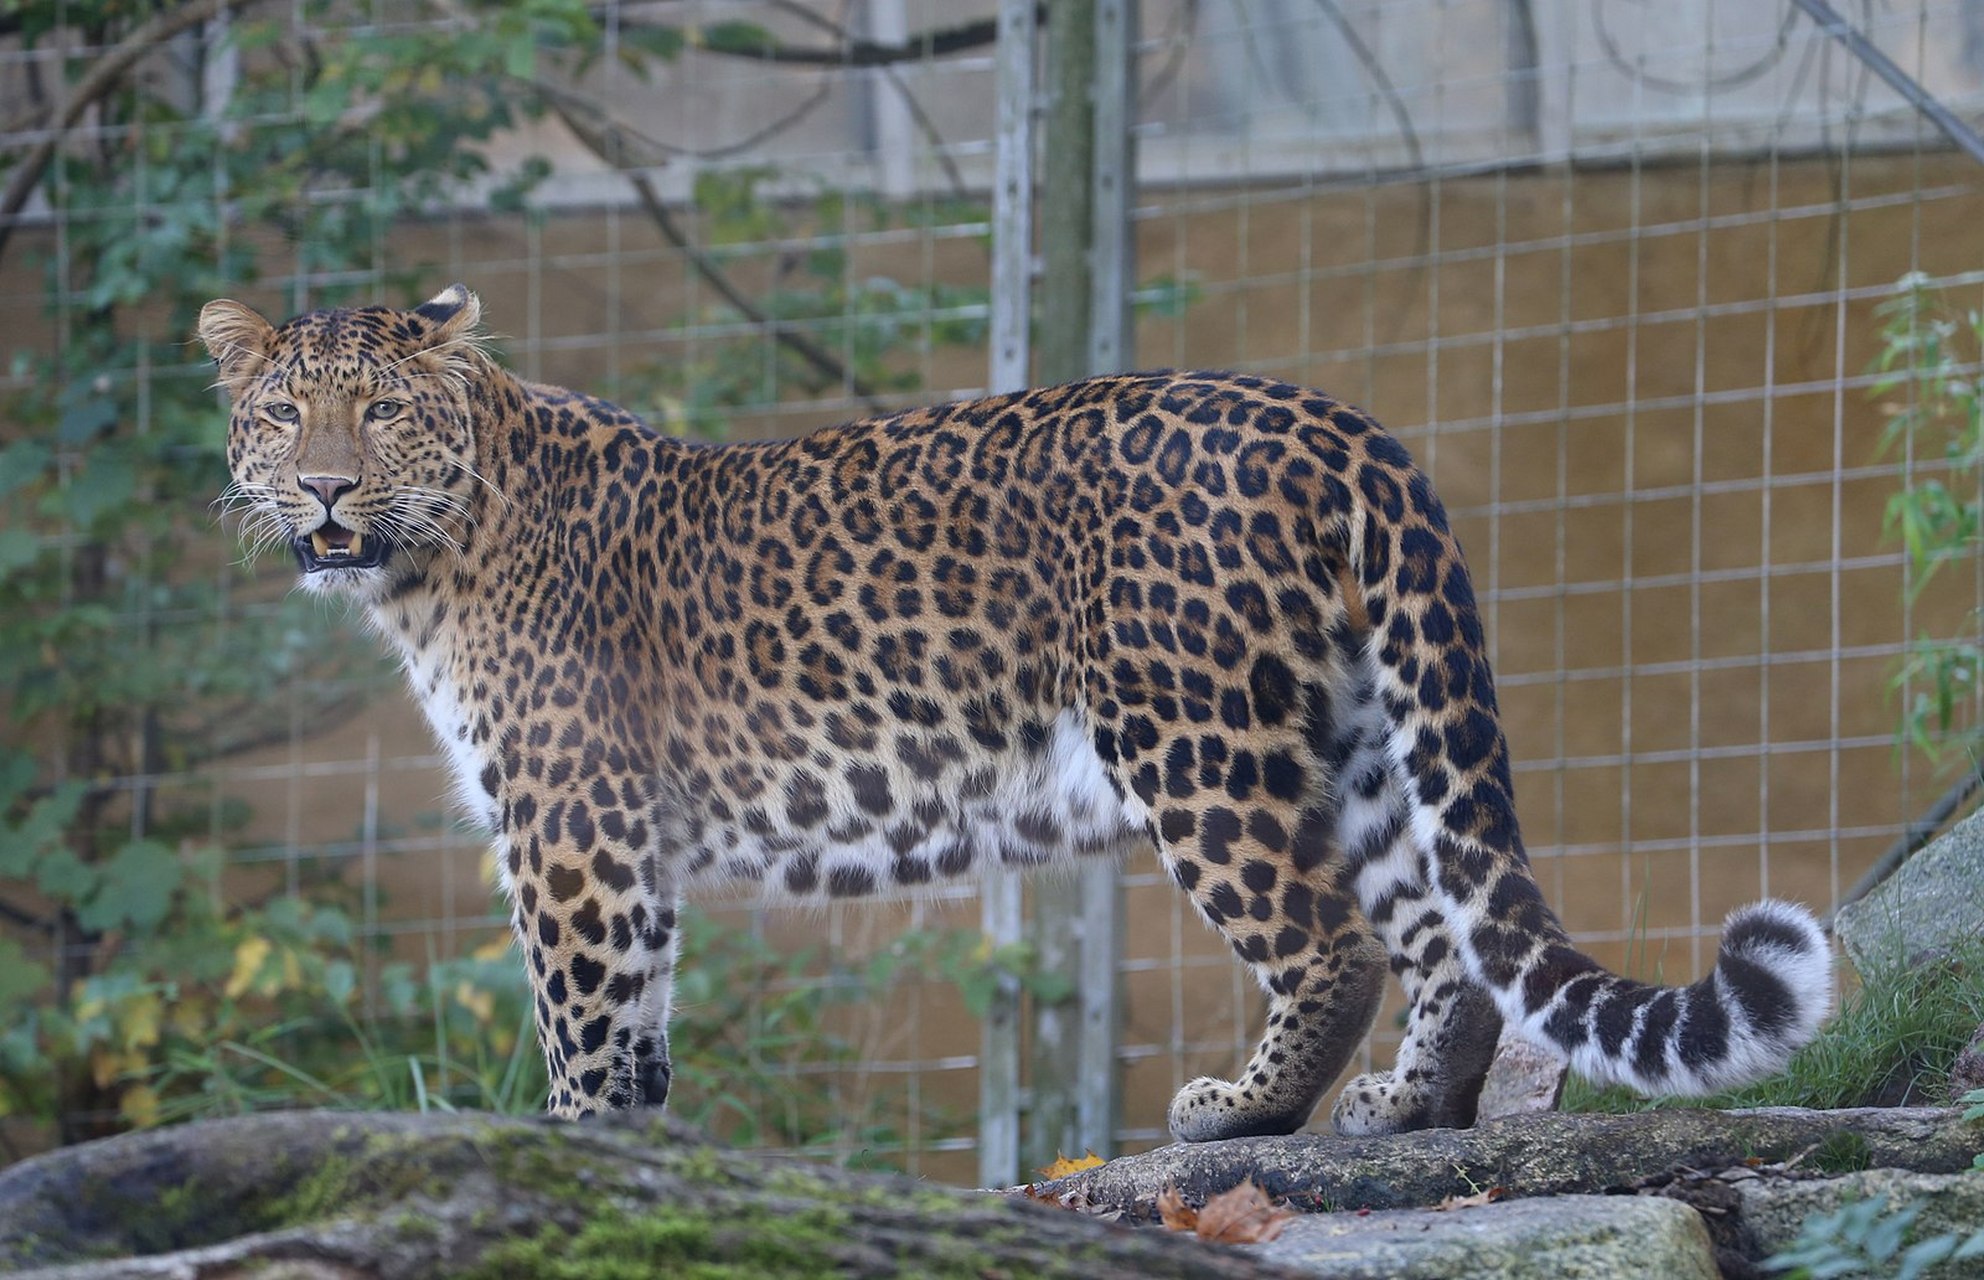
<box><xmin>1870</xmin><ymin>273</ymin><xmax>1984</xmax><ymax>767</ymax></box>
<box><xmin>0</xmin><ymin>0</ymin><xmax>1000</xmax><ymax>1161</ymax></box>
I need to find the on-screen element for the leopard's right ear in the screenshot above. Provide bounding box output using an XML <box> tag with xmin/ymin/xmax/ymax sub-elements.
<box><xmin>197</xmin><ymin>299</ymin><xmax>277</xmax><ymax>393</ymax></box>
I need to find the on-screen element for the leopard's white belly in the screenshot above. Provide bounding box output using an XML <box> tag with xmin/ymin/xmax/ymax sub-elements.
<box><xmin>684</xmin><ymin>706</ymin><xmax>1150</xmax><ymax>899</ymax></box>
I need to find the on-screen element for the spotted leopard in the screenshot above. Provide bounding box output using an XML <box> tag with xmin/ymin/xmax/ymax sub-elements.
<box><xmin>199</xmin><ymin>284</ymin><xmax>1833</xmax><ymax>1139</ymax></box>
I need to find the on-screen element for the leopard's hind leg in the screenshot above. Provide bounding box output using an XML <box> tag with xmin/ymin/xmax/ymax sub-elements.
<box><xmin>1105</xmin><ymin>667</ymin><xmax>1386</xmax><ymax>1142</ymax></box>
<box><xmin>1327</xmin><ymin>667</ymin><xmax>1501</xmax><ymax>1134</ymax></box>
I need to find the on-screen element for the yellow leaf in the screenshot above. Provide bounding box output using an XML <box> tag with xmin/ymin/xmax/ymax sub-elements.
<box><xmin>1038</xmin><ymin>1151</ymin><xmax>1107</xmax><ymax>1180</ymax></box>
<box><xmin>454</xmin><ymin>980</ymin><xmax>495</xmax><ymax>1024</ymax></box>
<box><xmin>170</xmin><ymin>994</ymin><xmax>212</xmax><ymax>1040</ymax></box>
<box><xmin>472</xmin><ymin>939</ymin><xmax>510</xmax><ymax>963</ymax></box>
<box><xmin>119</xmin><ymin>992</ymin><xmax>162</xmax><ymax>1052</ymax></box>
<box><xmin>119</xmin><ymin>1084</ymin><xmax>160</xmax><ymax>1129</ymax></box>
<box><xmin>225</xmin><ymin>935</ymin><xmax>272</xmax><ymax>999</ymax></box>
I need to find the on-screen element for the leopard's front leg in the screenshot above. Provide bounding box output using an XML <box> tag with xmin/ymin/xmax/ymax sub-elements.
<box><xmin>503</xmin><ymin>770</ymin><xmax>673</xmax><ymax>1117</ymax></box>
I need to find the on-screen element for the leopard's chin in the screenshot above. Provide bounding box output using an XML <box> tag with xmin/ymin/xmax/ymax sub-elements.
<box><xmin>291</xmin><ymin>521</ymin><xmax>391</xmax><ymax>573</ymax></box>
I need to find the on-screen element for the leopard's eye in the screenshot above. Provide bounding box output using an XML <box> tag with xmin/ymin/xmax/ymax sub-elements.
<box><xmin>263</xmin><ymin>401</ymin><xmax>299</xmax><ymax>423</ymax></box>
<box><xmin>367</xmin><ymin>399</ymin><xmax>406</xmax><ymax>421</ymax></box>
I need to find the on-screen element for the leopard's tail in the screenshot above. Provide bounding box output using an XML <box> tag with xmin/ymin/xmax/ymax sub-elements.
<box><xmin>1343</xmin><ymin>473</ymin><xmax>1833</xmax><ymax>1098</ymax></box>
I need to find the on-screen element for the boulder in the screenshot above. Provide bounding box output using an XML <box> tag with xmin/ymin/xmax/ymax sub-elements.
<box><xmin>0</xmin><ymin>1110</ymin><xmax>1302</xmax><ymax>1279</ymax></box>
<box><xmin>1253</xmin><ymin>1194</ymin><xmax>1718</xmax><ymax>1280</ymax></box>
<box><xmin>1029</xmin><ymin>1106</ymin><xmax>1981</xmax><ymax>1216</ymax></box>
<box><xmin>1737</xmin><ymin>1168</ymin><xmax>1984</xmax><ymax>1280</ymax></box>
<box><xmin>1835</xmin><ymin>806</ymin><xmax>1984</xmax><ymax>973</ymax></box>
<box><xmin>1951</xmin><ymin>1023</ymin><xmax>1984</xmax><ymax>1096</ymax></box>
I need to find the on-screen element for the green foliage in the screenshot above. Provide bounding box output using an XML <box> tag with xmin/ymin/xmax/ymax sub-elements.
<box><xmin>0</xmin><ymin>0</ymin><xmax>1192</xmax><ymax>1163</ymax></box>
<box><xmin>1869</xmin><ymin>273</ymin><xmax>1984</xmax><ymax>768</ymax></box>
<box><xmin>0</xmin><ymin>0</ymin><xmax>626</xmax><ymax>1144</ymax></box>
<box><xmin>1563</xmin><ymin>937</ymin><xmax>1984</xmax><ymax>1114</ymax></box>
<box><xmin>0</xmin><ymin>0</ymin><xmax>968</xmax><ymax>1151</ymax></box>
<box><xmin>1764</xmin><ymin>1193</ymin><xmax>1984</xmax><ymax>1280</ymax></box>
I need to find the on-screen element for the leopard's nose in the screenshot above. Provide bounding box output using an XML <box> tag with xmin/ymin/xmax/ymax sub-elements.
<box><xmin>299</xmin><ymin>475</ymin><xmax>356</xmax><ymax>511</ymax></box>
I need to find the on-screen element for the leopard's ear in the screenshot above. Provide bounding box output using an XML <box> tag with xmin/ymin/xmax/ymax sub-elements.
<box><xmin>413</xmin><ymin>282</ymin><xmax>483</xmax><ymax>346</ymax></box>
<box><xmin>196</xmin><ymin>298</ymin><xmax>277</xmax><ymax>393</ymax></box>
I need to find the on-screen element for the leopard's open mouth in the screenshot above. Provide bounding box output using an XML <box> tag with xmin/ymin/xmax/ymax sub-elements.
<box><xmin>292</xmin><ymin>521</ymin><xmax>390</xmax><ymax>572</ymax></box>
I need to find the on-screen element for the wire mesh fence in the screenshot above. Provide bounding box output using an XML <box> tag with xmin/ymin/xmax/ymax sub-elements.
<box><xmin>1</xmin><ymin>0</ymin><xmax>1980</xmax><ymax>1185</ymax></box>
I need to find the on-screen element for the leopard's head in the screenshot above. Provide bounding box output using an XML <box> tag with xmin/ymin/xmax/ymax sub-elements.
<box><xmin>198</xmin><ymin>284</ymin><xmax>487</xmax><ymax>598</ymax></box>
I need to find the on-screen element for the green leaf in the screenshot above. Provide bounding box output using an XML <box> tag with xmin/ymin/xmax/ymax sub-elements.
<box><xmin>0</xmin><ymin>528</ymin><xmax>42</xmax><ymax>577</ymax></box>
<box><xmin>622</xmin><ymin>24</ymin><xmax>685</xmax><ymax>62</ymax></box>
<box><xmin>34</xmin><ymin>847</ymin><xmax>99</xmax><ymax>905</ymax></box>
<box><xmin>699</xmin><ymin>21</ymin><xmax>777</xmax><ymax>57</ymax></box>
<box><xmin>1896</xmin><ymin>1235</ymin><xmax>1957</xmax><ymax>1280</ymax></box>
<box><xmin>0</xmin><ymin>938</ymin><xmax>51</xmax><ymax>1009</ymax></box>
<box><xmin>60</xmin><ymin>452</ymin><xmax>136</xmax><ymax>529</ymax></box>
<box><xmin>76</xmin><ymin>839</ymin><xmax>184</xmax><ymax>934</ymax></box>
<box><xmin>56</xmin><ymin>393</ymin><xmax>117</xmax><ymax>445</ymax></box>
<box><xmin>1863</xmin><ymin>1199</ymin><xmax>1918</xmax><ymax>1260</ymax></box>
<box><xmin>0</xmin><ymin>782</ymin><xmax>86</xmax><ymax>880</ymax></box>
<box><xmin>0</xmin><ymin>440</ymin><xmax>52</xmax><ymax>496</ymax></box>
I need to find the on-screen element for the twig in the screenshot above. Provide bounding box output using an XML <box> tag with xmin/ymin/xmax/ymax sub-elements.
<box><xmin>0</xmin><ymin>0</ymin><xmax>249</xmax><ymax>265</ymax></box>
<box><xmin>1308</xmin><ymin>0</ymin><xmax>1429</xmax><ymax>345</ymax></box>
<box><xmin>543</xmin><ymin>88</ymin><xmax>889</xmax><ymax>413</ymax></box>
<box><xmin>0</xmin><ymin>897</ymin><xmax>55</xmax><ymax>934</ymax></box>
<box><xmin>757</xmin><ymin>0</ymin><xmax>968</xmax><ymax>197</ymax></box>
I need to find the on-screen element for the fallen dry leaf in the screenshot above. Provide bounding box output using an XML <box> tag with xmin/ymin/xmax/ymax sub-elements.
<box><xmin>1433</xmin><ymin>1186</ymin><xmax>1504</xmax><ymax>1211</ymax></box>
<box><xmin>1156</xmin><ymin>1181</ymin><xmax>1295</xmax><ymax>1245</ymax></box>
<box><xmin>1156</xmin><ymin>1185</ymin><xmax>1199</xmax><ymax>1233</ymax></box>
<box><xmin>1037</xmin><ymin>1150</ymin><xmax>1107</xmax><ymax>1181</ymax></box>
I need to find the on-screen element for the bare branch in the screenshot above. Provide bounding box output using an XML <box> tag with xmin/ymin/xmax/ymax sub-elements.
<box><xmin>0</xmin><ymin>0</ymin><xmax>251</xmax><ymax>265</ymax></box>
<box><xmin>541</xmin><ymin>84</ymin><xmax>891</xmax><ymax>414</ymax></box>
<box><xmin>755</xmin><ymin>0</ymin><xmax>968</xmax><ymax>198</ymax></box>
<box><xmin>0</xmin><ymin>897</ymin><xmax>55</xmax><ymax>935</ymax></box>
<box><xmin>662</xmin><ymin>7</ymin><xmax>1018</xmax><ymax>69</ymax></box>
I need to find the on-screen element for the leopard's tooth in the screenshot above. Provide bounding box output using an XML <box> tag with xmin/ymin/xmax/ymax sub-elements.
<box><xmin>348</xmin><ymin>531</ymin><xmax>365</xmax><ymax>556</ymax></box>
<box><xmin>311</xmin><ymin>531</ymin><xmax>331</xmax><ymax>557</ymax></box>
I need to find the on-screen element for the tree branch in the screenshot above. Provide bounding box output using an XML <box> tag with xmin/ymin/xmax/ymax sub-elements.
<box><xmin>0</xmin><ymin>897</ymin><xmax>55</xmax><ymax>935</ymax></box>
<box><xmin>541</xmin><ymin>84</ymin><xmax>891</xmax><ymax>414</ymax></box>
<box><xmin>665</xmin><ymin>8</ymin><xmax>1020</xmax><ymax>68</ymax></box>
<box><xmin>0</xmin><ymin>0</ymin><xmax>250</xmax><ymax>266</ymax></box>
<box><xmin>756</xmin><ymin>0</ymin><xmax>969</xmax><ymax>198</ymax></box>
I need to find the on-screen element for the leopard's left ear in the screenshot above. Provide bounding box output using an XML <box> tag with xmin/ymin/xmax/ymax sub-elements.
<box><xmin>413</xmin><ymin>282</ymin><xmax>482</xmax><ymax>346</ymax></box>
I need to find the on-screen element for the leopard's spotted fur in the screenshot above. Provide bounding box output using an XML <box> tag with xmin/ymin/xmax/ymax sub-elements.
<box><xmin>200</xmin><ymin>285</ymin><xmax>1833</xmax><ymax>1140</ymax></box>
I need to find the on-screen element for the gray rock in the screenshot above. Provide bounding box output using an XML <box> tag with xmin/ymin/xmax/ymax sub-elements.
<box><xmin>1031</xmin><ymin>1107</ymin><xmax>1982</xmax><ymax>1218</ymax></box>
<box><xmin>1836</xmin><ymin>806</ymin><xmax>1984</xmax><ymax>973</ymax></box>
<box><xmin>1477</xmin><ymin>1032</ymin><xmax>1569</xmax><ymax>1121</ymax></box>
<box><xmin>1738</xmin><ymin>1169</ymin><xmax>1984</xmax><ymax>1279</ymax></box>
<box><xmin>1951</xmin><ymin>1023</ymin><xmax>1984</xmax><ymax>1096</ymax></box>
<box><xmin>1253</xmin><ymin>1195</ymin><xmax>1718</xmax><ymax>1280</ymax></box>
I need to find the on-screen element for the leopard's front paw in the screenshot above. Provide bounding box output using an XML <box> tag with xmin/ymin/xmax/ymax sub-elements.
<box><xmin>1166</xmin><ymin>1075</ymin><xmax>1307</xmax><ymax>1142</ymax></box>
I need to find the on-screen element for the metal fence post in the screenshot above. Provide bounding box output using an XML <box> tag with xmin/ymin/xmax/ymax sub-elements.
<box><xmin>1025</xmin><ymin>0</ymin><xmax>1134</xmax><ymax>1172</ymax></box>
<box><xmin>979</xmin><ymin>0</ymin><xmax>1036</xmax><ymax>1191</ymax></box>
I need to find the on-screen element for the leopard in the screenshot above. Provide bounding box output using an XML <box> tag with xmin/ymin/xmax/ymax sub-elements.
<box><xmin>198</xmin><ymin>283</ymin><xmax>1834</xmax><ymax>1142</ymax></box>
